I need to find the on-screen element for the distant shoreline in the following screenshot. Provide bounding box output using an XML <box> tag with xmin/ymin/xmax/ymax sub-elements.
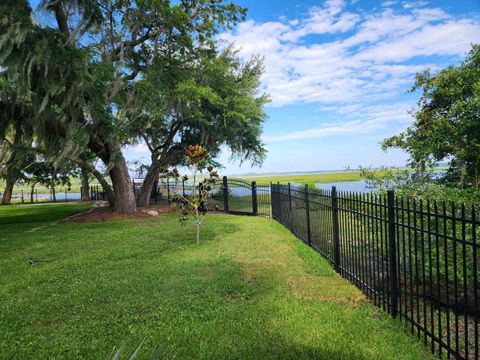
<box><xmin>226</xmin><ymin>164</ymin><xmax>447</xmax><ymax>178</ymax></box>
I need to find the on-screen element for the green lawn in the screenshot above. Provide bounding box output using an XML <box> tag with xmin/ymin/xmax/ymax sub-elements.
<box><xmin>0</xmin><ymin>202</ymin><xmax>91</xmax><ymax>239</ymax></box>
<box><xmin>0</xmin><ymin>204</ymin><xmax>433</xmax><ymax>359</ymax></box>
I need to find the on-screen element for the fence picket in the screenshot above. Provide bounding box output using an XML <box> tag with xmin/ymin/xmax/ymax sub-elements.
<box><xmin>387</xmin><ymin>190</ymin><xmax>398</xmax><ymax>318</ymax></box>
<box><xmin>332</xmin><ymin>186</ymin><xmax>341</xmax><ymax>272</ymax></box>
<box><xmin>305</xmin><ymin>184</ymin><xmax>311</xmax><ymax>246</ymax></box>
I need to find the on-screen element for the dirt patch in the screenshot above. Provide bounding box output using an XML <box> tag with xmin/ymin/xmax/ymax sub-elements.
<box><xmin>25</xmin><ymin>226</ymin><xmax>48</xmax><ymax>233</ymax></box>
<box><xmin>66</xmin><ymin>203</ymin><xmax>175</xmax><ymax>223</ymax></box>
<box><xmin>285</xmin><ymin>275</ymin><xmax>367</xmax><ymax>307</ymax></box>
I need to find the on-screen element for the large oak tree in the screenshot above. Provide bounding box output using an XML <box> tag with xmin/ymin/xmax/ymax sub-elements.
<box><xmin>132</xmin><ymin>47</ymin><xmax>268</xmax><ymax>206</ymax></box>
<box><xmin>0</xmin><ymin>0</ymin><xmax>264</xmax><ymax>213</ymax></box>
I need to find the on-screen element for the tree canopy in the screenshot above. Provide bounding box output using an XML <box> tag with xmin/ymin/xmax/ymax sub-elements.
<box><xmin>383</xmin><ymin>45</ymin><xmax>480</xmax><ymax>189</ymax></box>
<box><xmin>0</xmin><ymin>0</ymin><xmax>268</xmax><ymax>212</ymax></box>
<box><xmin>132</xmin><ymin>46</ymin><xmax>268</xmax><ymax>206</ymax></box>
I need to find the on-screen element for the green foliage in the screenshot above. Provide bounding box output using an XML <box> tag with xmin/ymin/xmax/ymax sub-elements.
<box><xmin>359</xmin><ymin>166</ymin><xmax>480</xmax><ymax>205</ymax></box>
<box><xmin>0</xmin><ymin>0</ymin><xmax>256</xmax><ymax>212</ymax></box>
<box><xmin>0</xmin><ymin>0</ymin><xmax>250</xmax><ymax>162</ymax></box>
<box><xmin>382</xmin><ymin>44</ymin><xmax>480</xmax><ymax>189</ymax></box>
<box><xmin>0</xmin><ymin>204</ymin><xmax>433</xmax><ymax>359</ymax></box>
<box><xmin>132</xmin><ymin>45</ymin><xmax>268</xmax><ymax>170</ymax></box>
<box><xmin>170</xmin><ymin>145</ymin><xmax>220</xmax><ymax>245</ymax></box>
<box><xmin>23</xmin><ymin>159</ymin><xmax>79</xmax><ymax>190</ymax></box>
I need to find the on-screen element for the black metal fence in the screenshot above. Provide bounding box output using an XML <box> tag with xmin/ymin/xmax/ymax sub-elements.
<box><xmin>2</xmin><ymin>186</ymin><xmax>88</xmax><ymax>204</ymax></box>
<box><xmin>213</xmin><ymin>177</ymin><xmax>271</xmax><ymax>217</ymax></box>
<box><xmin>131</xmin><ymin>176</ymin><xmax>272</xmax><ymax>217</ymax></box>
<box><xmin>271</xmin><ymin>183</ymin><xmax>479</xmax><ymax>360</ymax></box>
<box><xmin>69</xmin><ymin>176</ymin><xmax>480</xmax><ymax>358</ymax></box>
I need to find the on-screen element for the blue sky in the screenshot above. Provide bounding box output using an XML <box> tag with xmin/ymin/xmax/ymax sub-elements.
<box><xmin>189</xmin><ymin>0</ymin><xmax>480</xmax><ymax>175</ymax></box>
<box><xmin>68</xmin><ymin>0</ymin><xmax>478</xmax><ymax>175</ymax></box>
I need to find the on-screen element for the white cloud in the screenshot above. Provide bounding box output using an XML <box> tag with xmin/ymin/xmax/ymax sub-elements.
<box><xmin>218</xmin><ymin>2</ymin><xmax>479</xmax><ymax>143</ymax></box>
<box><xmin>281</xmin><ymin>1</ymin><xmax>360</xmax><ymax>42</ymax></box>
<box><xmin>125</xmin><ymin>142</ymin><xmax>149</xmax><ymax>153</ymax></box>
<box><xmin>219</xmin><ymin>4</ymin><xmax>478</xmax><ymax>108</ymax></box>
<box><xmin>403</xmin><ymin>1</ymin><xmax>429</xmax><ymax>9</ymax></box>
<box><xmin>355</xmin><ymin>20</ymin><xmax>478</xmax><ymax>63</ymax></box>
<box><xmin>381</xmin><ymin>0</ymin><xmax>398</xmax><ymax>7</ymax></box>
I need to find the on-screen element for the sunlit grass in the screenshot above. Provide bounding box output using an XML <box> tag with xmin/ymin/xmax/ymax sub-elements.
<box><xmin>0</xmin><ymin>203</ymin><xmax>433</xmax><ymax>359</ymax></box>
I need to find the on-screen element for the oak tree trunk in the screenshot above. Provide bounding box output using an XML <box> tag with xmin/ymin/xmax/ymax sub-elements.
<box><xmin>109</xmin><ymin>156</ymin><xmax>137</xmax><ymax>214</ymax></box>
<box><xmin>2</xmin><ymin>120</ymin><xmax>22</xmax><ymax>205</ymax></box>
<box><xmin>81</xmin><ymin>168</ymin><xmax>90</xmax><ymax>201</ymax></box>
<box><xmin>1</xmin><ymin>170</ymin><xmax>15</xmax><ymax>205</ymax></box>
<box><xmin>30</xmin><ymin>183</ymin><xmax>37</xmax><ymax>203</ymax></box>
<box><xmin>137</xmin><ymin>160</ymin><xmax>161</xmax><ymax>207</ymax></box>
<box><xmin>99</xmin><ymin>179</ymin><xmax>116</xmax><ymax>207</ymax></box>
<box><xmin>74</xmin><ymin>158</ymin><xmax>116</xmax><ymax>206</ymax></box>
<box><xmin>51</xmin><ymin>185</ymin><xmax>56</xmax><ymax>202</ymax></box>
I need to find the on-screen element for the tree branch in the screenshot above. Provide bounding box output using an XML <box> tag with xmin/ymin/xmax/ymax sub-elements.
<box><xmin>53</xmin><ymin>1</ymin><xmax>70</xmax><ymax>34</ymax></box>
<box><xmin>110</xmin><ymin>25</ymin><xmax>158</xmax><ymax>61</ymax></box>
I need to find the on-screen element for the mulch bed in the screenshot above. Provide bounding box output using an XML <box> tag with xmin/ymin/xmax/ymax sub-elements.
<box><xmin>65</xmin><ymin>203</ymin><xmax>175</xmax><ymax>223</ymax></box>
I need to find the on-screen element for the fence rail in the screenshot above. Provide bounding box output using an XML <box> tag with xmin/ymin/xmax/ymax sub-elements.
<box><xmin>271</xmin><ymin>182</ymin><xmax>479</xmax><ymax>360</ymax></box>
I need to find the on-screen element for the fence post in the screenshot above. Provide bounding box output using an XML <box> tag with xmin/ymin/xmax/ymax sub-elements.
<box><xmin>21</xmin><ymin>190</ymin><xmax>24</xmax><ymax>203</ymax></box>
<box><xmin>288</xmin><ymin>182</ymin><xmax>292</xmax><ymax>229</ymax></box>
<box><xmin>387</xmin><ymin>190</ymin><xmax>399</xmax><ymax>318</ymax></box>
<box><xmin>222</xmin><ymin>176</ymin><xmax>229</xmax><ymax>213</ymax></box>
<box><xmin>35</xmin><ymin>189</ymin><xmax>38</xmax><ymax>203</ymax></box>
<box><xmin>182</xmin><ymin>180</ymin><xmax>186</xmax><ymax>197</ymax></box>
<box><xmin>269</xmin><ymin>182</ymin><xmax>273</xmax><ymax>219</ymax></box>
<box><xmin>166</xmin><ymin>177</ymin><xmax>170</xmax><ymax>202</ymax></box>
<box><xmin>96</xmin><ymin>185</ymin><xmax>99</xmax><ymax>201</ymax></box>
<box><xmin>252</xmin><ymin>181</ymin><xmax>258</xmax><ymax>216</ymax></box>
<box><xmin>305</xmin><ymin>184</ymin><xmax>312</xmax><ymax>245</ymax></box>
<box><xmin>332</xmin><ymin>186</ymin><xmax>341</xmax><ymax>272</ymax></box>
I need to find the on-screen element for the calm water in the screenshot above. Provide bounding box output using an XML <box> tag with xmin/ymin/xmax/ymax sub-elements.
<box><xmin>0</xmin><ymin>192</ymin><xmax>83</xmax><ymax>200</ymax></box>
<box><xmin>314</xmin><ymin>170</ymin><xmax>446</xmax><ymax>193</ymax></box>
<box><xmin>315</xmin><ymin>180</ymin><xmax>369</xmax><ymax>193</ymax></box>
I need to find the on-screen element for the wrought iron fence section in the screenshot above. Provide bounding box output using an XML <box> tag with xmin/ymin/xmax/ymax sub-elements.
<box><xmin>3</xmin><ymin>185</ymin><xmax>91</xmax><ymax>204</ymax></box>
<box><xmin>271</xmin><ymin>182</ymin><xmax>479</xmax><ymax>360</ymax></box>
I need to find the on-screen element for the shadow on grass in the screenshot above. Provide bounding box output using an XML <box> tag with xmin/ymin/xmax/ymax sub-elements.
<box><xmin>0</xmin><ymin>214</ymin><xmax>431</xmax><ymax>359</ymax></box>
